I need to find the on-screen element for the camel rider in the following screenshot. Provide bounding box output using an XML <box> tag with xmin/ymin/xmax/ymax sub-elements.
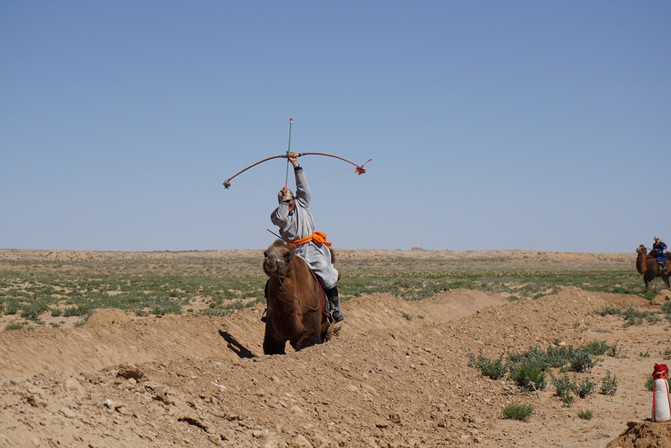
<box><xmin>268</xmin><ymin>156</ymin><xmax>345</xmax><ymax>322</ymax></box>
<box><xmin>653</xmin><ymin>236</ymin><xmax>667</xmax><ymax>272</ymax></box>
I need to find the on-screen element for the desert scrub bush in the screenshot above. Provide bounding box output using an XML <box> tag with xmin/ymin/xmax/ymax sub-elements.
<box><xmin>509</xmin><ymin>362</ymin><xmax>546</xmax><ymax>392</ymax></box>
<box><xmin>201</xmin><ymin>299</ymin><xmax>258</xmax><ymax>317</ymax></box>
<box><xmin>645</xmin><ymin>374</ymin><xmax>655</xmax><ymax>391</ymax></box>
<box><xmin>594</xmin><ymin>306</ymin><xmax>622</xmax><ymax>317</ymax></box>
<box><xmin>552</xmin><ymin>373</ymin><xmax>576</xmax><ymax>407</ymax></box>
<box><xmin>150</xmin><ymin>301</ymin><xmax>182</xmax><ymax>316</ymax></box>
<box><xmin>468</xmin><ymin>353</ymin><xmax>507</xmax><ymax>380</ymax></box>
<box><xmin>576</xmin><ymin>378</ymin><xmax>596</xmax><ymax>398</ymax></box>
<box><xmin>600</xmin><ymin>371</ymin><xmax>618</xmax><ymax>395</ymax></box>
<box><xmin>577</xmin><ymin>410</ymin><xmax>593</xmax><ymax>420</ymax></box>
<box><xmin>581</xmin><ymin>340</ymin><xmax>611</xmax><ymax>356</ymax></box>
<box><xmin>502</xmin><ymin>403</ymin><xmax>533</xmax><ymax>421</ymax></box>
<box><xmin>507</xmin><ymin>345</ymin><xmax>558</xmax><ymax>371</ymax></box>
<box><xmin>20</xmin><ymin>301</ymin><xmax>50</xmax><ymax>321</ymax></box>
<box><xmin>661</xmin><ymin>302</ymin><xmax>671</xmax><ymax>323</ymax></box>
<box><xmin>551</xmin><ymin>373</ymin><xmax>595</xmax><ymax>406</ymax></box>
<box><xmin>622</xmin><ymin>307</ymin><xmax>656</xmax><ymax>327</ymax></box>
<box><xmin>507</xmin><ymin>341</ymin><xmax>613</xmax><ymax>375</ymax></box>
<box><xmin>63</xmin><ymin>304</ymin><xmax>91</xmax><ymax>317</ymax></box>
<box><xmin>569</xmin><ymin>350</ymin><xmax>597</xmax><ymax>373</ymax></box>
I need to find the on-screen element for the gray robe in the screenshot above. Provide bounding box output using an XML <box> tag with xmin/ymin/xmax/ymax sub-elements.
<box><xmin>270</xmin><ymin>167</ymin><xmax>339</xmax><ymax>289</ymax></box>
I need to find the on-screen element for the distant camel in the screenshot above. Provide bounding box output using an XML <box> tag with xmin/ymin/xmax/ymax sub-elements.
<box><xmin>636</xmin><ymin>244</ymin><xmax>671</xmax><ymax>292</ymax></box>
<box><xmin>262</xmin><ymin>240</ymin><xmax>332</xmax><ymax>354</ymax></box>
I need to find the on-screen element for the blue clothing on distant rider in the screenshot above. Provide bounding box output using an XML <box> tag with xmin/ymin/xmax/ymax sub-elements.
<box><xmin>653</xmin><ymin>239</ymin><xmax>667</xmax><ymax>264</ymax></box>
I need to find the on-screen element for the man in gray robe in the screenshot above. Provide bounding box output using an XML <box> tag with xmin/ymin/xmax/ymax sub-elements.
<box><xmin>269</xmin><ymin>156</ymin><xmax>345</xmax><ymax>322</ymax></box>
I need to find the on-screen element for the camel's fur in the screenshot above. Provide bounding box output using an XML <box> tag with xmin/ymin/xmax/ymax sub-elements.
<box><xmin>262</xmin><ymin>240</ymin><xmax>332</xmax><ymax>354</ymax></box>
<box><xmin>636</xmin><ymin>244</ymin><xmax>671</xmax><ymax>292</ymax></box>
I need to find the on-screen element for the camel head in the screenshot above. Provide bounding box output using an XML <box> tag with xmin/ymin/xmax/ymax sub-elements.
<box><xmin>636</xmin><ymin>245</ymin><xmax>647</xmax><ymax>256</ymax></box>
<box><xmin>263</xmin><ymin>240</ymin><xmax>295</xmax><ymax>278</ymax></box>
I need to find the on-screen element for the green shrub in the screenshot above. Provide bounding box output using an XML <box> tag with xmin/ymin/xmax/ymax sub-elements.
<box><xmin>577</xmin><ymin>410</ymin><xmax>593</xmax><ymax>420</ymax></box>
<box><xmin>502</xmin><ymin>403</ymin><xmax>533</xmax><ymax>421</ymax></box>
<box><xmin>661</xmin><ymin>302</ymin><xmax>671</xmax><ymax>323</ymax></box>
<box><xmin>552</xmin><ymin>374</ymin><xmax>575</xmax><ymax>394</ymax></box>
<box><xmin>622</xmin><ymin>307</ymin><xmax>653</xmax><ymax>326</ymax></box>
<box><xmin>594</xmin><ymin>306</ymin><xmax>621</xmax><ymax>316</ymax></box>
<box><xmin>468</xmin><ymin>353</ymin><xmax>508</xmax><ymax>380</ymax></box>
<box><xmin>20</xmin><ymin>302</ymin><xmax>49</xmax><ymax>321</ymax></box>
<box><xmin>64</xmin><ymin>305</ymin><xmax>90</xmax><ymax>317</ymax></box>
<box><xmin>600</xmin><ymin>371</ymin><xmax>618</xmax><ymax>395</ymax></box>
<box><xmin>645</xmin><ymin>375</ymin><xmax>655</xmax><ymax>391</ymax></box>
<box><xmin>607</xmin><ymin>341</ymin><xmax>620</xmax><ymax>358</ymax></box>
<box><xmin>576</xmin><ymin>379</ymin><xmax>595</xmax><ymax>398</ymax></box>
<box><xmin>569</xmin><ymin>350</ymin><xmax>596</xmax><ymax>373</ymax></box>
<box><xmin>552</xmin><ymin>373</ymin><xmax>576</xmax><ymax>407</ymax></box>
<box><xmin>510</xmin><ymin>362</ymin><xmax>546</xmax><ymax>391</ymax></box>
<box><xmin>581</xmin><ymin>341</ymin><xmax>610</xmax><ymax>356</ymax></box>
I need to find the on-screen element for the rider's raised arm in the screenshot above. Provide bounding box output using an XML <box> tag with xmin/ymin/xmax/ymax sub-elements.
<box><xmin>293</xmin><ymin>165</ymin><xmax>311</xmax><ymax>207</ymax></box>
<box><xmin>270</xmin><ymin>200</ymin><xmax>290</xmax><ymax>227</ymax></box>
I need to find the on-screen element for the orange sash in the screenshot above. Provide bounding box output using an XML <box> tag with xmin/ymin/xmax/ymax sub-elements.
<box><xmin>288</xmin><ymin>231</ymin><xmax>332</xmax><ymax>248</ymax></box>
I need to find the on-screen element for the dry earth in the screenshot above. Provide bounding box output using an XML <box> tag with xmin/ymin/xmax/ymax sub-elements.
<box><xmin>1</xmin><ymin>250</ymin><xmax>671</xmax><ymax>447</ymax></box>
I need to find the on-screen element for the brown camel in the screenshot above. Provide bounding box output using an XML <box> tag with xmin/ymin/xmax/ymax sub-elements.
<box><xmin>262</xmin><ymin>240</ymin><xmax>332</xmax><ymax>355</ymax></box>
<box><xmin>636</xmin><ymin>244</ymin><xmax>671</xmax><ymax>292</ymax></box>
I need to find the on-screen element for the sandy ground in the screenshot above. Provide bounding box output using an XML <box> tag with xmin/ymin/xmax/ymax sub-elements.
<box><xmin>1</xmin><ymin>250</ymin><xmax>670</xmax><ymax>447</ymax></box>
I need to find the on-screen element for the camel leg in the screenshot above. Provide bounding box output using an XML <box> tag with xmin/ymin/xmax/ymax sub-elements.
<box><xmin>294</xmin><ymin>331</ymin><xmax>322</xmax><ymax>352</ymax></box>
<box><xmin>263</xmin><ymin>326</ymin><xmax>286</xmax><ymax>355</ymax></box>
<box><xmin>645</xmin><ymin>273</ymin><xmax>655</xmax><ymax>293</ymax></box>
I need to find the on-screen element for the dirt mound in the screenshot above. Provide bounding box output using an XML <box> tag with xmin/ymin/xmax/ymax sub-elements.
<box><xmin>652</xmin><ymin>290</ymin><xmax>671</xmax><ymax>306</ymax></box>
<box><xmin>0</xmin><ymin>314</ymin><xmax>235</xmax><ymax>380</ymax></box>
<box><xmin>606</xmin><ymin>421</ymin><xmax>671</xmax><ymax>448</ymax></box>
<box><xmin>85</xmin><ymin>308</ymin><xmax>131</xmax><ymax>327</ymax></box>
<box><xmin>0</xmin><ymin>287</ymin><xmax>669</xmax><ymax>447</ymax></box>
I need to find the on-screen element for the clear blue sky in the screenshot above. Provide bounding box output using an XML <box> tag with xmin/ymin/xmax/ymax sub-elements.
<box><xmin>2</xmin><ymin>1</ymin><xmax>669</xmax><ymax>253</ymax></box>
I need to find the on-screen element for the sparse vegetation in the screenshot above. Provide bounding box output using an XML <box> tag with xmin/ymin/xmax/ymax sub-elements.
<box><xmin>468</xmin><ymin>353</ymin><xmax>507</xmax><ymax>380</ymax></box>
<box><xmin>661</xmin><ymin>302</ymin><xmax>671</xmax><ymax>324</ymax></box>
<box><xmin>510</xmin><ymin>362</ymin><xmax>546</xmax><ymax>392</ymax></box>
<box><xmin>576</xmin><ymin>378</ymin><xmax>596</xmax><ymax>398</ymax></box>
<box><xmin>600</xmin><ymin>371</ymin><xmax>618</xmax><ymax>395</ymax></box>
<box><xmin>552</xmin><ymin>373</ymin><xmax>576</xmax><ymax>407</ymax></box>
<box><xmin>0</xmin><ymin>250</ymin><xmax>652</xmax><ymax>325</ymax></box>
<box><xmin>0</xmin><ymin>249</ymin><xmax>663</xmax><ymax>331</ymax></box>
<box><xmin>468</xmin><ymin>341</ymin><xmax>616</xmax><ymax>405</ymax></box>
<box><xmin>577</xmin><ymin>410</ymin><xmax>593</xmax><ymax>420</ymax></box>
<box><xmin>502</xmin><ymin>403</ymin><xmax>534</xmax><ymax>421</ymax></box>
<box><xmin>645</xmin><ymin>374</ymin><xmax>655</xmax><ymax>391</ymax></box>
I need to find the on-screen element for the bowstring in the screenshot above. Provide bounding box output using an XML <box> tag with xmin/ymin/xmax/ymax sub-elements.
<box><xmin>229</xmin><ymin>169</ymin><xmax>352</xmax><ymax>190</ymax></box>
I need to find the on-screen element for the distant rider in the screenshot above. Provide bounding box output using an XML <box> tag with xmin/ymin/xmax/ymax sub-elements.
<box><xmin>653</xmin><ymin>236</ymin><xmax>667</xmax><ymax>272</ymax></box>
<box><xmin>267</xmin><ymin>156</ymin><xmax>345</xmax><ymax>322</ymax></box>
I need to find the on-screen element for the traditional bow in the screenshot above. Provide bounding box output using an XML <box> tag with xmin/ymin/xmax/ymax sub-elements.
<box><xmin>222</xmin><ymin>119</ymin><xmax>371</xmax><ymax>189</ymax></box>
<box><xmin>222</xmin><ymin>153</ymin><xmax>371</xmax><ymax>189</ymax></box>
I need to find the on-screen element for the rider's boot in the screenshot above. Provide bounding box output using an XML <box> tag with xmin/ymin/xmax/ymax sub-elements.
<box><xmin>325</xmin><ymin>286</ymin><xmax>345</xmax><ymax>322</ymax></box>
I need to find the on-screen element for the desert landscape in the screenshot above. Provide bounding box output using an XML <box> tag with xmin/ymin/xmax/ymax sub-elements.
<box><xmin>1</xmin><ymin>248</ymin><xmax>670</xmax><ymax>447</ymax></box>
